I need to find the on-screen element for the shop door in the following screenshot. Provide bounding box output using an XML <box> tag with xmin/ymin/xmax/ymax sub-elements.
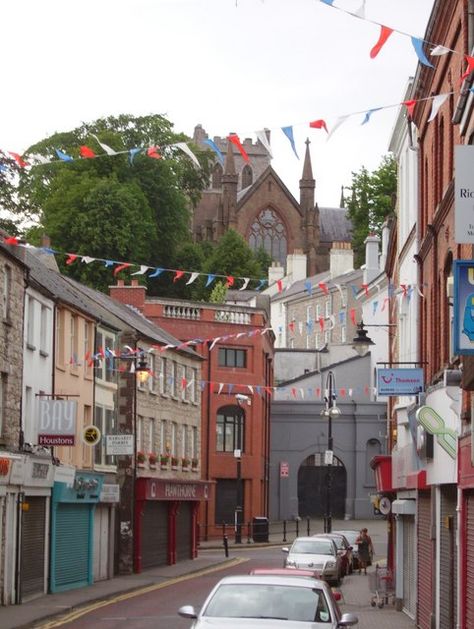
<box><xmin>417</xmin><ymin>491</ymin><xmax>433</xmax><ymax>629</ymax></box>
<box><xmin>176</xmin><ymin>503</ymin><xmax>192</xmax><ymax>561</ymax></box>
<box><xmin>20</xmin><ymin>496</ymin><xmax>47</xmax><ymax>602</ymax></box>
<box><xmin>439</xmin><ymin>485</ymin><xmax>457</xmax><ymax>629</ymax></box>
<box><xmin>141</xmin><ymin>502</ymin><xmax>168</xmax><ymax>569</ymax></box>
<box><xmin>402</xmin><ymin>515</ymin><xmax>416</xmax><ymax>618</ymax></box>
<box><xmin>215</xmin><ymin>479</ymin><xmax>239</xmax><ymax>525</ymax></box>
<box><xmin>93</xmin><ymin>505</ymin><xmax>110</xmax><ymax>582</ymax></box>
<box><xmin>53</xmin><ymin>504</ymin><xmax>90</xmax><ymax>591</ymax></box>
<box><xmin>465</xmin><ymin>491</ymin><xmax>474</xmax><ymax>628</ymax></box>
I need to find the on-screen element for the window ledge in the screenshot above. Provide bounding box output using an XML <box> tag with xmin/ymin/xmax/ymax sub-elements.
<box><xmin>149</xmin><ymin>389</ymin><xmax>159</xmax><ymax>396</ymax></box>
<box><xmin>26</xmin><ymin>342</ymin><xmax>36</xmax><ymax>351</ymax></box>
<box><xmin>39</xmin><ymin>349</ymin><xmax>49</xmax><ymax>358</ymax></box>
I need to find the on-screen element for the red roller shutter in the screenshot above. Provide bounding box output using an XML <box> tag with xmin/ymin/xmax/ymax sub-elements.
<box><xmin>417</xmin><ymin>491</ymin><xmax>433</xmax><ymax>629</ymax></box>
<box><xmin>465</xmin><ymin>492</ymin><xmax>474</xmax><ymax>628</ymax></box>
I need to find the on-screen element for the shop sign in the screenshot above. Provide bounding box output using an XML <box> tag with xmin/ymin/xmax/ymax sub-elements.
<box><xmin>454</xmin><ymin>260</ymin><xmax>474</xmax><ymax>354</ymax></box>
<box><xmin>53</xmin><ymin>464</ymin><xmax>76</xmax><ymax>487</ymax></box>
<box><xmin>376</xmin><ymin>368</ymin><xmax>424</xmax><ymax>396</ymax></box>
<box><xmin>416</xmin><ymin>405</ymin><xmax>457</xmax><ymax>459</ymax></box>
<box><xmin>105</xmin><ymin>434</ymin><xmax>134</xmax><ymax>455</ymax></box>
<box><xmin>82</xmin><ymin>425</ymin><xmax>101</xmax><ymax>446</ymax></box>
<box><xmin>145</xmin><ymin>479</ymin><xmax>211</xmax><ymax>501</ymax></box>
<box><xmin>38</xmin><ymin>399</ymin><xmax>77</xmax><ymax>446</ymax></box>
<box><xmin>455</xmin><ymin>146</ymin><xmax>474</xmax><ymax>243</ymax></box>
<box><xmin>100</xmin><ymin>483</ymin><xmax>120</xmax><ymax>503</ymax></box>
<box><xmin>22</xmin><ymin>458</ymin><xmax>54</xmax><ymax>487</ymax></box>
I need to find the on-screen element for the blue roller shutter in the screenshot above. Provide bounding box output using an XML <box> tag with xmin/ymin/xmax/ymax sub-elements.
<box><xmin>53</xmin><ymin>504</ymin><xmax>91</xmax><ymax>591</ymax></box>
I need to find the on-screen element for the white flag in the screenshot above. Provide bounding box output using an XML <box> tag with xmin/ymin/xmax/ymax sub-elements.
<box><xmin>327</xmin><ymin>115</ymin><xmax>350</xmax><ymax>141</ymax></box>
<box><xmin>430</xmin><ymin>45</ymin><xmax>451</xmax><ymax>56</ymax></box>
<box><xmin>186</xmin><ymin>272</ymin><xmax>200</xmax><ymax>285</ymax></box>
<box><xmin>239</xmin><ymin>278</ymin><xmax>250</xmax><ymax>291</ymax></box>
<box><xmin>174</xmin><ymin>142</ymin><xmax>201</xmax><ymax>168</ymax></box>
<box><xmin>217</xmin><ymin>383</ymin><xmax>224</xmax><ymax>395</ymax></box>
<box><xmin>428</xmin><ymin>93</ymin><xmax>449</xmax><ymax>122</ymax></box>
<box><xmin>81</xmin><ymin>256</ymin><xmax>95</xmax><ymax>264</ymax></box>
<box><xmin>255</xmin><ymin>129</ymin><xmax>273</xmax><ymax>157</ymax></box>
<box><xmin>92</xmin><ymin>134</ymin><xmax>118</xmax><ymax>156</ymax></box>
<box><xmin>131</xmin><ymin>265</ymin><xmax>150</xmax><ymax>275</ymax></box>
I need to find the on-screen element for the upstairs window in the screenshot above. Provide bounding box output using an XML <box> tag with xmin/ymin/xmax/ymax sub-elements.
<box><xmin>2</xmin><ymin>265</ymin><xmax>11</xmax><ymax>321</ymax></box>
<box><xmin>216</xmin><ymin>405</ymin><xmax>245</xmax><ymax>453</ymax></box>
<box><xmin>241</xmin><ymin>164</ymin><xmax>253</xmax><ymax>188</ymax></box>
<box><xmin>218</xmin><ymin>348</ymin><xmax>247</xmax><ymax>368</ymax></box>
<box><xmin>248</xmin><ymin>208</ymin><xmax>287</xmax><ymax>266</ymax></box>
<box><xmin>212</xmin><ymin>163</ymin><xmax>223</xmax><ymax>188</ymax></box>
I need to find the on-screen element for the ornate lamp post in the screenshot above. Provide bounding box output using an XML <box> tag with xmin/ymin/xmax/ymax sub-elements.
<box><xmin>320</xmin><ymin>370</ymin><xmax>341</xmax><ymax>534</ymax></box>
<box><xmin>234</xmin><ymin>394</ymin><xmax>251</xmax><ymax>544</ymax></box>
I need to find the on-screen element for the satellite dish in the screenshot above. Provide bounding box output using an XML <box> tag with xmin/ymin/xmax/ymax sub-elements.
<box><xmin>379</xmin><ymin>496</ymin><xmax>391</xmax><ymax>515</ymax></box>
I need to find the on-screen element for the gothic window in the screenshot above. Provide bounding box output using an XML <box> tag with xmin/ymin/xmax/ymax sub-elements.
<box><xmin>212</xmin><ymin>163</ymin><xmax>223</xmax><ymax>189</ymax></box>
<box><xmin>241</xmin><ymin>164</ymin><xmax>253</xmax><ymax>188</ymax></box>
<box><xmin>248</xmin><ymin>208</ymin><xmax>287</xmax><ymax>266</ymax></box>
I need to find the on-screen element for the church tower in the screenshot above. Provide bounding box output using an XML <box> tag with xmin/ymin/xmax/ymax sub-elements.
<box><xmin>299</xmin><ymin>139</ymin><xmax>319</xmax><ymax>276</ymax></box>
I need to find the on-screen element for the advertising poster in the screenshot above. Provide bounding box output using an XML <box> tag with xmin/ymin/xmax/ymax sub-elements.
<box><xmin>454</xmin><ymin>260</ymin><xmax>474</xmax><ymax>355</ymax></box>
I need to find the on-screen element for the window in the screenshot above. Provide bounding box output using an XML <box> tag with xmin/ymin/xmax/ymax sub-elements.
<box><xmin>148</xmin><ymin>353</ymin><xmax>157</xmax><ymax>393</ymax></box>
<box><xmin>160</xmin><ymin>357</ymin><xmax>168</xmax><ymax>394</ymax></box>
<box><xmin>191</xmin><ymin>367</ymin><xmax>198</xmax><ymax>403</ymax></box>
<box><xmin>40</xmin><ymin>305</ymin><xmax>49</xmax><ymax>355</ymax></box>
<box><xmin>248</xmin><ymin>208</ymin><xmax>287</xmax><ymax>266</ymax></box>
<box><xmin>182</xmin><ymin>424</ymin><xmax>188</xmax><ymax>458</ymax></box>
<box><xmin>137</xmin><ymin>415</ymin><xmax>144</xmax><ymax>453</ymax></box>
<box><xmin>0</xmin><ymin>373</ymin><xmax>5</xmax><ymax>436</ymax></box>
<box><xmin>160</xmin><ymin>420</ymin><xmax>167</xmax><ymax>454</ymax></box>
<box><xmin>181</xmin><ymin>365</ymin><xmax>188</xmax><ymax>401</ymax></box>
<box><xmin>306</xmin><ymin>306</ymin><xmax>312</xmax><ymax>322</ymax></box>
<box><xmin>212</xmin><ymin>163</ymin><xmax>223</xmax><ymax>188</ymax></box>
<box><xmin>95</xmin><ymin>331</ymin><xmax>116</xmax><ymax>383</ymax></box>
<box><xmin>316</xmin><ymin>304</ymin><xmax>321</xmax><ymax>319</ymax></box>
<box><xmin>94</xmin><ymin>406</ymin><xmax>116</xmax><ymax>466</ymax></box>
<box><xmin>56</xmin><ymin>308</ymin><xmax>65</xmax><ymax>365</ymax></box>
<box><xmin>70</xmin><ymin>315</ymin><xmax>78</xmax><ymax>367</ymax></box>
<box><xmin>365</xmin><ymin>439</ymin><xmax>381</xmax><ymax>485</ymax></box>
<box><xmin>172</xmin><ymin>361</ymin><xmax>178</xmax><ymax>396</ymax></box>
<box><xmin>325</xmin><ymin>298</ymin><xmax>331</xmax><ymax>318</ymax></box>
<box><xmin>216</xmin><ymin>405</ymin><xmax>245</xmax><ymax>452</ymax></box>
<box><xmin>315</xmin><ymin>332</ymin><xmax>321</xmax><ymax>349</ymax></box>
<box><xmin>241</xmin><ymin>164</ymin><xmax>253</xmax><ymax>188</ymax></box>
<box><xmin>149</xmin><ymin>417</ymin><xmax>156</xmax><ymax>453</ymax></box>
<box><xmin>84</xmin><ymin>322</ymin><xmax>93</xmax><ymax>377</ymax></box>
<box><xmin>2</xmin><ymin>265</ymin><xmax>11</xmax><ymax>320</ymax></box>
<box><xmin>27</xmin><ymin>296</ymin><xmax>35</xmax><ymax>347</ymax></box>
<box><xmin>192</xmin><ymin>426</ymin><xmax>198</xmax><ymax>459</ymax></box>
<box><xmin>171</xmin><ymin>422</ymin><xmax>177</xmax><ymax>455</ymax></box>
<box><xmin>218</xmin><ymin>348</ymin><xmax>247</xmax><ymax>368</ymax></box>
<box><xmin>341</xmin><ymin>326</ymin><xmax>346</xmax><ymax>343</ymax></box>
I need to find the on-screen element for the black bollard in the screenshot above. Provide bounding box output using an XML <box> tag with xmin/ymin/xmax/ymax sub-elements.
<box><xmin>247</xmin><ymin>521</ymin><xmax>252</xmax><ymax>543</ymax></box>
<box><xmin>223</xmin><ymin>535</ymin><xmax>229</xmax><ymax>558</ymax></box>
<box><xmin>306</xmin><ymin>516</ymin><xmax>310</xmax><ymax>536</ymax></box>
<box><xmin>296</xmin><ymin>518</ymin><xmax>299</xmax><ymax>537</ymax></box>
<box><xmin>283</xmin><ymin>520</ymin><xmax>287</xmax><ymax>542</ymax></box>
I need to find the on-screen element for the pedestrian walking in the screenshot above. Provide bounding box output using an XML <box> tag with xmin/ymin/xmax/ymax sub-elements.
<box><xmin>356</xmin><ymin>528</ymin><xmax>374</xmax><ymax>575</ymax></box>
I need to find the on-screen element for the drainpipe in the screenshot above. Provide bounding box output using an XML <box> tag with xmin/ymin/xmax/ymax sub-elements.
<box><xmin>205</xmin><ymin>341</ymin><xmax>212</xmax><ymax>540</ymax></box>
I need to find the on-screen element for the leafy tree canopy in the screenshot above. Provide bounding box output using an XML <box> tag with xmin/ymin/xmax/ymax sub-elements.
<box><xmin>345</xmin><ymin>154</ymin><xmax>397</xmax><ymax>268</ymax></box>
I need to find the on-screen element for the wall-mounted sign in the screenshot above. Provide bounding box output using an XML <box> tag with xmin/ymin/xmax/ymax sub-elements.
<box><xmin>100</xmin><ymin>483</ymin><xmax>120</xmax><ymax>503</ymax></box>
<box><xmin>379</xmin><ymin>496</ymin><xmax>391</xmax><ymax>515</ymax></box>
<box><xmin>106</xmin><ymin>434</ymin><xmax>134</xmax><ymax>455</ymax></box>
<box><xmin>453</xmin><ymin>260</ymin><xmax>474</xmax><ymax>354</ymax></box>
<box><xmin>376</xmin><ymin>368</ymin><xmax>424</xmax><ymax>396</ymax></box>
<box><xmin>280</xmin><ymin>461</ymin><xmax>289</xmax><ymax>478</ymax></box>
<box><xmin>455</xmin><ymin>146</ymin><xmax>474</xmax><ymax>243</ymax></box>
<box><xmin>416</xmin><ymin>406</ymin><xmax>457</xmax><ymax>459</ymax></box>
<box><xmin>38</xmin><ymin>399</ymin><xmax>77</xmax><ymax>446</ymax></box>
<box><xmin>83</xmin><ymin>425</ymin><xmax>101</xmax><ymax>446</ymax></box>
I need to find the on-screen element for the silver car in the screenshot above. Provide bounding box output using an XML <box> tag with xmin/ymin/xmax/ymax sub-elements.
<box><xmin>178</xmin><ymin>574</ymin><xmax>358</xmax><ymax>627</ymax></box>
<box><xmin>282</xmin><ymin>536</ymin><xmax>342</xmax><ymax>586</ymax></box>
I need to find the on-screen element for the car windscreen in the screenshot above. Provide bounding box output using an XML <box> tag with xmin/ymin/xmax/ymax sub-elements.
<box><xmin>290</xmin><ymin>540</ymin><xmax>335</xmax><ymax>555</ymax></box>
<box><xmin>335</xmin><ymin>531</ymin><xmax>358</xmax><ymax>545</ymax></box>
<box><xmin>203</xmin><ymin>584</ymin><xmax>331</xmax><ymax>622</ymax></box>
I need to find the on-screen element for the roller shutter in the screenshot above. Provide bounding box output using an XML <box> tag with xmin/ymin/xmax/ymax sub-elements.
<box><xmin>54</xmin><ymin>504</ymin><xmax>90</xmax><ymax>590</ymax></box>
<box><xmin>402</xmin><ymin>515</ymin><xmax>416</xmax><ymax>618</ymax></box>
<box><xmin>439</xmin><ymin>485</ymin><xmax>457</xmax><ymax>629</ymax></box>
<box><xmin>20</xmin><ymin>497</ymin><xmax>47</xmax><ymax>601</ymax></box>
<box><xmin>465</xmin><ymin>492</ymin><xmax>474</xmax><ymax>628</ymax></box>
<box><xmin>417</xmin><ymin>491</ymin><xmax>433</xmax><ymax>629</ymax></box>
<box><xmin>176</xmin><ymin>503</ymin><xmax>192</xmax><ymax>561</ymax></box>
<box><xmin>141</xmin><ymin>502</ymin><xmax>168</xmax><ymax>569</ymax></box>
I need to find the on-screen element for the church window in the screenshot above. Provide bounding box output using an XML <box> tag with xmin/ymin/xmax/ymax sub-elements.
<box><xmin>248</xmin><ymin>208</ymin><xmax>287</xmax><ymax>266</ymax></box>
<box><xmin>241</xmin><ymin>164</ymin><xmax>253</xmax><ymax>188</ymax></box>
<box><xmin>212</xmin><ymin>163</ymin><xmax>223</xmax><ymax>189</ymax></box>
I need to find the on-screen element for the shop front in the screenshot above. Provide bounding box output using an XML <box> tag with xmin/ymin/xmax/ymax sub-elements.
<box><xmin>94</xmin><ymin>482</ymin><xmax>120</xmax><ymax>582</ymax></box>
<box><xmin>459</xmin><ymin>434</ymin><xmax>474</xmax><ymax>629</ymax></box>
<box><xmin>134</xmin><ymin>478</ymin><xmax>212</xmax><ymax>572</ymax></box>
<box><xmin>50</xmin><ymin>470</ymin><xmax>104</xmax><ymax>593</ymax></box>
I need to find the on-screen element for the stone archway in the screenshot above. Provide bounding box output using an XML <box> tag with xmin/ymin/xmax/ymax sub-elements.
<box><xmin>297</xmin><ymin>453</ymin><xmax>347</xmax><ymax>518</ymax></box>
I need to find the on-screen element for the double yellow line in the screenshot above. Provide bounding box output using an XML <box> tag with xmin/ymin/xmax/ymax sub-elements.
<box><xmin>36</xmin><ymin>557</ymin><xmax>248</xmax><ymax>628</ymax></box>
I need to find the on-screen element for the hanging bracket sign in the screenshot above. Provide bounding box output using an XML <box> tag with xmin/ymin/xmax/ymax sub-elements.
<box><xmin>38</xmin><ymin>399</ymin><xmax>77</xmax><ymax>446</ymax></box>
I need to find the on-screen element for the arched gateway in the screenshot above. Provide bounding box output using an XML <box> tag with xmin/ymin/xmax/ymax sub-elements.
<box><xmin>297</xmin><ymin>453</ymin><xmax>346</xmax><ymax>518</ymax></box>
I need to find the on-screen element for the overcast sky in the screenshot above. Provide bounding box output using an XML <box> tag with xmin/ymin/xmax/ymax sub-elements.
<box><xmin>2</xmin><ymin>0</ymin><xmax>435</xmax><ymax>206</ymax></box>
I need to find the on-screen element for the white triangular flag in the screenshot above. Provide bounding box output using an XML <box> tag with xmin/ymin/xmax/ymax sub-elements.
<box><xmin>131</xmin><ymin>265</ymin><xmax>150</xmax><ymax>275</ymax></box>
<box><xmin>247</xmin><ymin>385</ymin><xmax>254</xmax><ymax>394</ymax></box>
<box><xmin>209</xmin><ymin>337</ymin><xmax>221</xmax><ymax>351</ymax></box>
<box><xmin>352</xmin><ymin>0</ymin><xmax>366</xmax><ymax>18</ymax></box>
<box><xmin>327</xmin><ymin>115</ymin><xmax>350</xmax><ymax>141</ymax></box>
<box><xmin>217</xmin><ymin>383</ymin><xmax>224</xmax><ymax>394</ymax></box>
<box><xmin>186</xmin><ymin>272</ymin><xmax>200</xmax><ymax>285</ymax></box>
<box><xmin>428</xmin><ymin>93</ymin><xmax>449</xmax><ymax>122</ymax></box>
<box><xmin>174</xmin><ymin>142</ymin><xmax>201</xmax><ymax>168</ymax></box>
<box><xmin>29</xmin><ymin>153</ymin><xmax>51</xmax><ymax>165</ymax></box>
<box><xmin>255</xmin><ymin>129</ymin><xmax>273</xmax><ymax>157</ymax></box>
<box><xmin>430</xmin><ymin>45</ymin><xmax>451</xmax><ymax>56</ymax></box>
<box><xmin>92</xmin><ymin>134</ymin><xmax>118</xmax><ymax>156</ymax></box>
<box><xmin>81</xmin><ymin>256</ymin><xmax>95</xmax><ymax>264</ymax></box>
<box><xmin>239</xmin><ymin>278</ymin><xmax>250</xmax><ymax>291</ymax></box>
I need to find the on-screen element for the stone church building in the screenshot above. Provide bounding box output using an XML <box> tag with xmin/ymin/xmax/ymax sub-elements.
<box><xmin>192</xmin><ymin>124</ymin><xmax>352</xmax><ymax>276</ymax></box>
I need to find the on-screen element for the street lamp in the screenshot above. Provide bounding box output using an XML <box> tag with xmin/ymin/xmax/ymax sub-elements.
<box><xmin>320</xmin><ymin>370</ymin><xmax>341</xmax><ymax>534</ymax></box>
<box><xmin>234</xmin><ymin>393</ymin><xmax>251</xmax><ymax>544</ymax></box>
<box><xmin>352</xmin><ymin>320</ymin><xmax>397</xmax><ymax>357</ymax></box>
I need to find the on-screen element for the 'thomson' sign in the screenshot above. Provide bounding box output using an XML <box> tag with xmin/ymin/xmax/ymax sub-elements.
<box><xmin>38</xmin><ymin>399</ymin><xmax>78</xmax><ymax>446</ymax></box>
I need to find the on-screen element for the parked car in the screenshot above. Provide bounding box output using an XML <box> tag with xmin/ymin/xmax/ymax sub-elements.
<box><xmin>332</xmin><ymin>530</ymin><xmax>362</xmax><ymax>571</ymax></box>
<box><xmin>315</xmin><ymin>533</ymin><xmax>353</xmax><ymax>576</ymax></box>
<box><xmin>249</xmin><ymin>569</ymin><xmax>342</xmax><ymax>601</ymax></box>
<box><xmin>178</xmin><ymin>574</ymin><xmax>358</xmax><ymax>627</ymax></box>
<box><xmin>282</xmin><ymin>536</ymin><xmax>342</xmax><ymax>586</ymax></box>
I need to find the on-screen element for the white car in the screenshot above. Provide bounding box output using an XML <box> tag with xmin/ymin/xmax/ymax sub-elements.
<box><xmin>282</xmin><ymin>536</ymin><xmax>342</xmax><ymax>586</ymax></box>
<box><xmin>178</xmin><ymin>574</ymin><xmax>358</xmax><ymax>627</ymax></box>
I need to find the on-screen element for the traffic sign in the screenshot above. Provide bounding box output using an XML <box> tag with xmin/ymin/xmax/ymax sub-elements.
<box><xmin>280</xmin><ymin>461</ymin><xmax>289</xmax><ymax>477</ymax></box>
<box><xmin>379</xmin><ymin>496</ymin><xmax>391</xmax><ymax>515</ymax></box>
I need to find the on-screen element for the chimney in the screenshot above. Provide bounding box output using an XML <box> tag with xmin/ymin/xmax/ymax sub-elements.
<box><xmin>379</xmin><ymin>221</ymin><xmax>390</xmax><ymax>270</ymax></box>
<box><xmin>363</xmin><ymin>234</ymin><xmax>381</xmax><ymax>285</ymax></box>
<box><xmin>329</xmin><ymin>242</ymin><xmax>354</xmax><ymax>279</ymax></box>
<box><xmin>286</xmin><ymin>250</ymin><xmax>307</xmax><ymax>282</ymax></box>
<box><xmin>109</xmin><ymin>279</ymin><xmax>146</xmax><ymax>311</ymax></box>
<box><xmin>268</xmin><ymin>261</ymin><xmax>284</xmax><ymax>285</ymax></box>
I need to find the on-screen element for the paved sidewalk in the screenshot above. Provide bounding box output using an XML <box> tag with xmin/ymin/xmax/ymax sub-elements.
<box><xmin>0</xmin><ymin>518</ymin><xmax>415</xmax><ymax>629</ymax></box>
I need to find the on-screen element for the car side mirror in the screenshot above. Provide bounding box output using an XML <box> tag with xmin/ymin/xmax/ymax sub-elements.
<box><xmin>348</xmin><ymin>546</ymin><xmax>353</xmax><ymax>550</ymax></box>
<box><xmin>178</xmin><ymin>605</ymin><xmax>198</xmax><ymax>619</ymax></box>
<box><xmin>282</xmin><ymin>547</ymin><xmax>289</xmax><ymax>553</ymax></box>
<box><xmin>337</xmin><ymin>612</ymin><xmax>359</xmax><ymax>626</ymax></box>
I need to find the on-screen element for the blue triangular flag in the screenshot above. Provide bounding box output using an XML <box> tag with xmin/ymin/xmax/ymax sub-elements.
<box><xmin>338</xmin><ymin>310</ymin><xmax>345</xmax><ymax>324</ymax></box>
<box><xmin>203</xmin><ymin>139</ymin><xmax>224</xmax><ymax>166</ymax></box>
<box><xmin>55</xmin><ymin>149</ymin><xmax>73</xmax><ymax>162</ymax></box>
<box><xmin>206</xmin><ymin>274</ymin><xmax>216</xmax><ymax>287</ymax></box>
<box><xmin>228</xmin><ymin>383</ymin><xmax>234</xmax><ymax>395</ymax></box>
<box><xmin>255</xmin><ymin>386</ymin><xmax>262</xmax><ymax>396</ymax></box>
<box><xmin>281</xmin><ymin>126</ymin><xmax>299</xmax><ymax>159</ymax></box>
<box><xmin>351</xmin><ymin>284</ymin><xmax>358</xmax><ymax>298</ymax></box>
<box><xmin>304</xmin><ymin>280</ymin><xmax>313</xmax><ymax>295</ymax></box>
<box><xmin>256</xmin><ymin>279</ymin><xmax>267</xmax><ymax>291</ymax></box>
<box><xmin>104</xmin><ymin>260</ymin><xmax>114</xmax><ymax>268</ymax></box>
<box><xmin>128</xmin><ymin>148</ymin><xmax>142</xmax><ymax>165</ymax></box>
<box><xmin>411</xmin><ymin>37</ymin><xmax>434</xmax><ymax>68</ymax></box>
<box><xmin>361</xmin><ymin>108</ymin><xmax>382</xmax><ymax>125</ymax></box>
<box><xmin>149</xmin><ymin>267</ymin><xmax>164</xmax><ymax>278</ymax></box>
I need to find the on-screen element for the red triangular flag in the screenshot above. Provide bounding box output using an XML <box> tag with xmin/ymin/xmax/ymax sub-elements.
<box><xmin>147</xmin><ymin>146</ymin><xmax>161</xmax><ymax>159</ymax></box>
<box><xmin>461</xmin><ymin>55</ymin><xmax>474</xmax><ymax>82</ymax></box>
<box><xmin>349</xmin><ymin>308</ymin><xmax>356</xmax><ymax>325</ymax></box>
<box><xmin>80</xmin><ymin>145</ymin><xmax>96</xmax><ymax>159</ymax></box>
<box><xmin>4</xmin><ymin>236</ymin><xmax>19</xmax><ymax>245</ymax></box>
<box><xmin>309</xmin><ymin>119</ymin><xmax>328</xmax><ymax>133</ymax></box>
<box><xmin>288</xmin><ymin>321</ymin><xmax>295</xmax><ymax>333</ymax></box>
<box><xmin>319</xmin><ymin>317</ymin><xmax>324</xmax><ymax>331</ymax></box>
<box><xmin>226</xmin><ymin>276</ymin><xmax>235</xmax><ymax>288</ymax></box>
<box><xmin>113</xmin><ymin>263</ymin><xmax>132</xmax><ymax>277</ymax></box>
<box><xmin>227</xmin><ymin>134</ymin><xmax>249</xmax><ymax>162</ymax></box>
<box><xmin>277</xmin><ymin>279</ymin><xmax>283</xmax><ymax>292</ymax></box>
<box><xmin>403</xmin><ymin>99</ymin><xmax>417</xmax><ymax>119</ymax></box>
<box><xmin>66</xmin><ymin>254</ymin><xmax>78</xmax><ymax>265</ymax></box>
<box><xmin>8</xmin><ymin>152</ymin><xmax>28</xmax><ymax>168</ymax></box>
<box><xmin>370</xmin><ymin>25</ymin><xmax>393</xmax><ymax>59</ymax></box>
<box><xmin>318</xmin><ymin>281</ymin><xmax>329</xmax><ymax>295</ymax></box>
<box><xmin>173</xmin><ymin>270</ymin><xmax>185</xmax><ymax>282</ymax></box>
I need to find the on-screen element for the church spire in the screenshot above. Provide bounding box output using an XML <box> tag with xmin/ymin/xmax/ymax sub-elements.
<box><xmin>224</xmin><ymin>137</ymin><xmax>236</xmax><ymax>175</ymax></box>
<box><xmin>340</xmin><ymin>185</ymin><xmax>345</xmax><ymax>208</ymax></box>
<box><xmin>221</xmin><ymin>137</ymin><xmax>238</xmax><ymax>231</ymax></box>
<box><xmin>301</xmin><ymin>138</ymin><xmax>314</xmax><ymax>181</ymax></box>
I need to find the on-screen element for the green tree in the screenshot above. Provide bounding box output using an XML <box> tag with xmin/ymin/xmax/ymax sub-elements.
<box><xmin>17</xmin><ymin>114</ymin><xmax>212</xmax><ymax>291</ymax></box>
<box><xmin>209</xmin><ymin>281</ymin><xmax>228</xmax><ymax>303</ymax></box>
<box><xmin>345</xmin><ymin>154</ymin><xmax>397</xmax><ymax>268</ymax></box>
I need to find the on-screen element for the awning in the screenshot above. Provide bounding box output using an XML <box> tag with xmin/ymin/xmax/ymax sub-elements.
<box><xmin>392</xmin><ymin>499</ymin><xmax>416</xmax><ymax>515</ymax></box>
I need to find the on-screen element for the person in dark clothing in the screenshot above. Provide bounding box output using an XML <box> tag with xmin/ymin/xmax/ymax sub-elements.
<box><xmin>356</xmin><ymin>528</ymin><xmax>374</xmax><ymax>575</ymax></box>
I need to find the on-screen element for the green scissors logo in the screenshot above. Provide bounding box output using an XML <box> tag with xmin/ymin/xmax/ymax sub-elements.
<box><xmin>416</xmin><ymin>406</ymin><xmax>457</xmax><ymax>459</ymax></box>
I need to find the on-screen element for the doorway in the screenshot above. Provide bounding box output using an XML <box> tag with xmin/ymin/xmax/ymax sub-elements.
<box><xmin>297</xmin><ymin>453</ymin><xmax>346</xmax><ymax>518</ymax></box>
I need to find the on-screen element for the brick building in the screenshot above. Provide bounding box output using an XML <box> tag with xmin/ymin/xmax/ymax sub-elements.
<box><xmin>109</xmin><ymin>280</ymin><xmax>274</xmax><ymax>539</ymax></box>
<box><xmin>192</xmin><ymin>125</ymin><xmax>352</xmax><ymax>276</ymax></box>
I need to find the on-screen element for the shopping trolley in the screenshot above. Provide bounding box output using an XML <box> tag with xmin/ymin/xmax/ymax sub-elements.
<box><xmin>369</xmin><ymin>564</ymin><xmax>395</xmax><ymax>608</ymax></box>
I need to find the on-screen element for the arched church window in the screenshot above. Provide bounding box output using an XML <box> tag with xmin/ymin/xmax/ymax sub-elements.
<box><xmin>241</xmin><ymin>164</ymin><xmax>253</xmax><ymax>189</ymax></box>
<box><xmin>248</xmin><ymin>208</ymin><xmax>287</xmax><ymax>266</ymax></box>
<box><xmin>212</xmin><ymin>163</ymin><xmax>223</xmax><ymax>189</ymax></box>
